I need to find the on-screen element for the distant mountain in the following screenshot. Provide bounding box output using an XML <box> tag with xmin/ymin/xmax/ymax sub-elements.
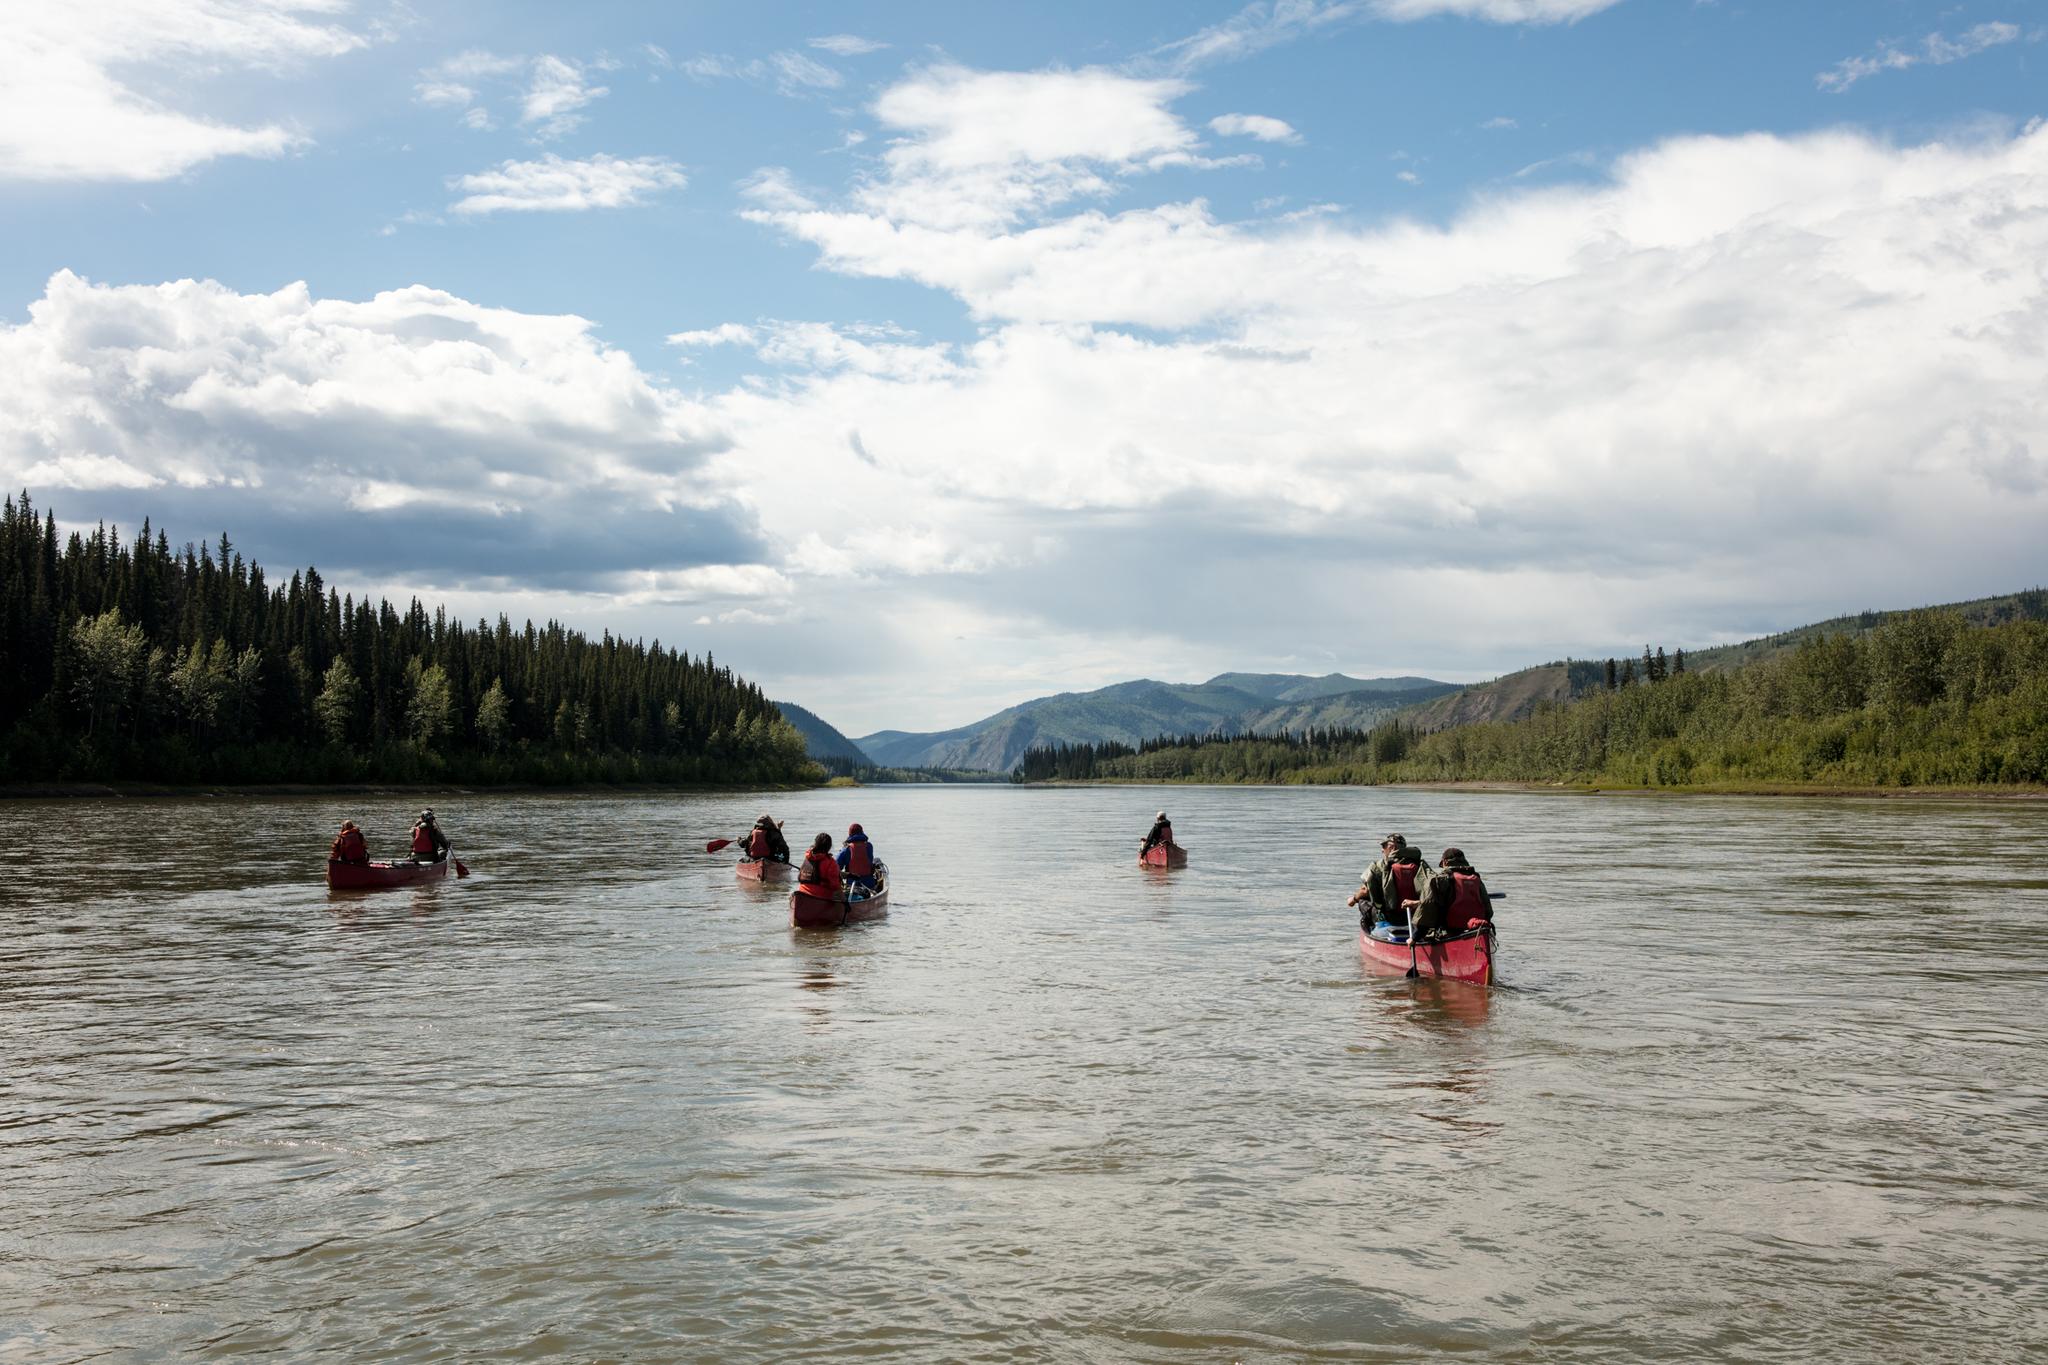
<box><xmin>854</xmin><ymin>672</ymin><xmax>1459</xmax><ymax>773</ymax></box>
<box><xmin>772</xmin><ymin>701</ymin><xmax>870</xmax><ymax>764</ymax></box>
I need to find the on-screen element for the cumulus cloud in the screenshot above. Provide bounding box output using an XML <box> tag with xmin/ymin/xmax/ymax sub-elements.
<box><xmin>713</xmin><ymin>108</ymin><xmax>2048</xmax><ymax>716</ymax></box>
<box><xmin>0</xmin><ymin>0</ymin><xmax>363</xmax><ymax>181</ymax></box>
<box><xmin>0</xmin><ymin>271</ymin><xmax>758</xmax><ymax>585</ymax></box>
<box><xmin>1817</xmin><ymin>22</ymin><xmax>2022</xmax><ymax>93</ymax></box>
<box><xmin>1210</xmin><ymin>112</ymin><xmax>1301</xmax><ymax>143</ymax></box>
<box><xmin>449</xmin><ymin>154</ymin><xmax>687</xmax><ymax>214</ymax></box>
<box><xmin>779</xmin><ymin>64</ymin><xmax>1202</xmax><ymax>233</ymax></box>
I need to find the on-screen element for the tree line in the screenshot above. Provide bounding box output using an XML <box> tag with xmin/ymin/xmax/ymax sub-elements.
<box><xmin>0</xmin><ymin>494</ymin><xmax>817</xmax><ymax>787</ymax></box>
<box><xmin>1014</xmin><ymin>610</ymin><xmax>2048</xmax><ymax>790</ymax></box>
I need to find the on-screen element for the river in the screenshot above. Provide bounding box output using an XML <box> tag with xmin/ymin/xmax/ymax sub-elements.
<box><xmin>3</xmin><ymin>786</ymin><xmax>2044</xmax><ymax>1362</ymax></box>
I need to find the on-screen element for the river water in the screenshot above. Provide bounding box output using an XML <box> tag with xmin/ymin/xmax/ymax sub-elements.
<box><xmin>3</xmin><ymin>786</ymin><xmax>2044</xmax><ymax>1363</ymax></box>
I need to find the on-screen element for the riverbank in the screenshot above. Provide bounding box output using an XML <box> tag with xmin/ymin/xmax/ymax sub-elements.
<box><xmin>1019</xmin><ymin>777</ymin><xmax>2048</xmax><ymax>800</ymax></box>
<box><xmin>0</xmin><ymin>780</ymin><xmax>824</xmax><ymax>801</ymax></box>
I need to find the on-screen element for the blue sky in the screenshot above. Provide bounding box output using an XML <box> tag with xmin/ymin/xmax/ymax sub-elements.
<box><xmin>2</xmin><ymin>1</ymin><xmax>2044</xmax><ymax>734</ymax></box>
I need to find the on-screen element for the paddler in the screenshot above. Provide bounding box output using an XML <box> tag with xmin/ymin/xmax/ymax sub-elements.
<box><xmin>410</xmin><ymin>809</ymin><xmax>449</xmax><ymax>863</ymax></box>
<box><xmin>1139</xmin><ymin>811</ymin><xmax>1174</xmax><ymax>854</ymax></box>
<box><xmin>329</xmin><ymin>819</ymin><xmax>369</xmax><ymax>865</ymax></box>
<box><xmin>742</xmin><ymin>814</ymin><xmax>791</xmax><ymax>863</ymax></box>
<box><xmin>837</xmin><ymin>822</ymin><xmax>879</xmax><ymax>890</ymax></box>
<box><xmin>1405</xmin><ymin>846</ymin><xmax>1493</xmax><ymax>941</ymax></box>
<box><xmin>1348</xmin><ymin>832</ymin><xmax>1424</xmax><ymax>928</ymax></box>
<box><xmin>796</xmin><ymin>832</ymin><xmax>844</xmax><ymax>902</ymax></box>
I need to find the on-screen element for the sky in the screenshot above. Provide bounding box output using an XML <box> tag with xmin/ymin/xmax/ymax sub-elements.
<box><xmin>2</xmin><ymin>1</ymin><xmax>2044</xmax><ymax>737</ymax></box>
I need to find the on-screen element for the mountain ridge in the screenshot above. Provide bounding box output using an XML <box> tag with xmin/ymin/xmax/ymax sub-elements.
<box><xmin>852</xmin><ymin>673</ymin><xmax>1459</xmax><ymax>773</ymax></box>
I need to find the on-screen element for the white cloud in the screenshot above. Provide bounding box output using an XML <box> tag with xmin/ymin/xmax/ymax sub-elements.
<box><xmin>1817</xmin><ymin>22</ymin><xmax>2021</xmax><ymax>93</ymax></box>
<box><xmin>416</xmin><ymin>80</ymin><xmax>475</xmax><ymax>108</ymax></box>
<box><xmin>1210</xmin><ymin>112</ymin><xmax>1301</xmax><ymax>143</ymax></box>
<box><xmin>449</xmin><ymin>154</ymin><xmax>686</xmax><ymax>215</ymax></box>
<box><xmin>0</xmin><ymin>0</ymin><xmax>363</xmax><ymax>182</ymax></box>
<box><xmin>459</xmin><ymin>107</ymin><xmax>495</xmax><ymax>132</ymax></box>
<box><xmin>19</xmin><ymin>452</ymin><xmax>164</xmax><ymax>490</ymax></box>
<box><xmin>1143</xmin><ymin>0</ymin><xmax>1621</xmax><ymax>74</ymax></box>
<box><xmin>667</xmin><ymin>323</ymin><xmax>761</xmax><ymax>349</ymax></box>
<box><xmin>804</xmin><ymin>65</ymin><xmax>1201</xmax><ymax>232</ymax></box>
<box><xmin>677</xmin><ymin>49</ymin><xmax>845</xmax><ymax>96</ymax></box>
<box><xmin>522</xmin><ymin>54</ymin><xmax>607</xmax><ymax>138</ymax></box>
<box><xmin>712</xmin><ymin>117</ymin><xmax>2048</xmax><ymax>716</ymax></box>
<box><xmin>1481</xmin><ymin>115</ymin><xmax>1517</xmax><ymax>130</ymax></box>
<box><xmin>0</xmin><ymin>270</ymin><xmax>754</xmax><ymax>586</ymax></box>
<box><xmin>1395</xmin><ymin>168</ymin><xmax>1420</xmax><ymax>184</ymax></box>
<box><xmin>810</xmin><ymin>35</ymin><xmax>890</xmax><ymax>56</ymax></box>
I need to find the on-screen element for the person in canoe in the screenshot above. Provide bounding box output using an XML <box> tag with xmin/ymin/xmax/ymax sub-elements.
<box><xmin>1348</xmin><ymin>832</ymin><xmax>1424</xmax><ymax>927</ymax></box>
<box><xmin>1139</xmin><ymin>811</ymin><xmax>1174</xmax><ymax>854</ymax></box>
<box><xmin>1404</xmin><ymin>847</ymin><xmax>1493</xmax><ymax>941</ymax></box>
<box><xmin>329</xmin><ymin>819</ymin><xmax>369</xmax><ymax>866</ymax></box>
<box><xmin>742</xmin><ymin>814</ymin><xmax>791</xmax><ymax>864</ymax></box>
<box><xmin>837</xmin><ymin>822</ymin><xmax>879</xmax><ymax>890</ymax></box>
<box><xmin>797</xmin><ymin>832</ymin><xmax>844</xmax><ymax>902</ymax></box>
<box><xmin>410</xmin><ymin>809</ymin><xmax>450</xmax><ymax>863</ymax></box>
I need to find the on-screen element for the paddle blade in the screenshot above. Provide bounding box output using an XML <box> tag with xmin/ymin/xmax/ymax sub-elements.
<box><xmin>706</xmin><ymin>838</ymin><xmax>733</xmax><ymax>853</ymax></box>
<box><xmin>454</xmin><ymin>859</ymin><xmax>470</xmax><ymax>878</ymax></box>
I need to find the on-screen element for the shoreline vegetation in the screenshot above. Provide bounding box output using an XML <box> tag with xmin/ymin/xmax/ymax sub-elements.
<box><xmin>1013</xmin><ymin>608</ymin><xmax>2048</xmax><ymax>796</ymax></box>
<box><xmin>0</xmin><ymin>496</ymin><xmax>821</xmax><ymax>791</ymax></box>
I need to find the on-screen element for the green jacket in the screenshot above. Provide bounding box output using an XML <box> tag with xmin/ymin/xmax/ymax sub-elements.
<box><xmin>1360</xmin><ymin>850</ymin><xmax>1425</xmax><ymax>921</ymax></box>
<box><xmin>1415</xmin><ymin>862</ymin><xmax>1490</xmax><ymax>928</ymax></box>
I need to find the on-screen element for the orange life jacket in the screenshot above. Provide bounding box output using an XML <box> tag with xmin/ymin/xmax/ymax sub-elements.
<box><xmin>1446</xmin><ymin>870</ymin><xmax>1489</xmax><ymax>931</ymax></box>
<box><xmin>798</xmin><ymin>850</ymin><xmax>839</xmax><ymax>897</ymax></box>
<box><xmin>843</xmin><ymin>838</ymin><xmax>873</xmax><ymax>877</ymax></box>
<box><xmin>747</xmin><ymin>827</ymin><xmax>772</xmax><ymax>858</ymax></box>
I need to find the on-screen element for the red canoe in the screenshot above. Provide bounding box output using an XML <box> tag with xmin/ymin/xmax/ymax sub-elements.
<box><xmin>789</xmin><ymin>867</ymin><xmax>889</xmax><ymax>929</ymax></box>
<box><xmin>736</xmin><ymin>857</ymin><xmax>794</xmax><ymax>884</ymax></box>
<box><xmin>1358</xmin><ymin>924</ymin><xmax>1496</xmax><ymax>986</ymax></box>
<box><xmin>1139</xmin><ymin>843</ymin><xmax>1188</xmax><ymax>868</ymax></box>
<box><xmin>327</xmin><ymin>852</ymin><xmax>453</xmax><ymax>891</ymax></box>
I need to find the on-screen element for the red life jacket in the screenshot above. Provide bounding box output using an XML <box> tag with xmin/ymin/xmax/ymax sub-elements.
<box><xmin>798</xmin><ymin>850</ymin><xmax>839</xmax><ymax>897</ymax></box>
<box><xmin>411</xmin><ymin>825</ymin><xmax>435</xmax><ymax>856</ymax></box>
<box><xmin>331</xmin><ymin>829</ymin><xmax>367</xmax><ymax>863</ymax></box>
<box><xmin>1389</xmin><ymin>861</ymin><xmax>1419</xmax><ymax>902</ymax></box>
<box><xmin>746</xmin><ymin>827</ymin><xmax>772</xmax><ymax>858</ymax></box>
<box><xmin>1446</xmin><ymin>870</ymin><xmax>1489</xmax><ymax>931</ymax></box>
<box><xmin>843</xmin><ymin>838</ymin><xmax>873</xmax><ymax>877</ymax></box>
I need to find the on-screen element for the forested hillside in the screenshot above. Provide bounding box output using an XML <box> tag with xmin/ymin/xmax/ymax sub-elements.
<box><xmin>0</xmin><ymin>496</ymin><xmax>816</xmax><ymax>787</ymax></box>
<box><xmin>857</xmin><ymin>673</ymin><xmax>1455</xmax><ymax>771</ymax></box>
<box><xmin>1017</xmin><ymin>610</ymin><xmax>2048</xmax><ymax>790</ymax></box>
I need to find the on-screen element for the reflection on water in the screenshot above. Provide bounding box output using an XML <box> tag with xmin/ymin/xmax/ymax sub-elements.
<box><xmin>3</xmin><ymin>786</ymin><xmax>2046</xmax><ymax>1363</ymax></box>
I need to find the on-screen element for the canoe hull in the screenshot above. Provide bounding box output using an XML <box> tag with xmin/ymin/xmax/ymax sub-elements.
<box><xmin>736</xmin><ymin>857</ymin><xmax>793</xmax><ymax>884</ymax></box>
<box><xmin>789</xmin><ymin>871</ymin><xmax>889</xmax><ymax>929</ymax></box>
<box><xmin>1359</xmin><ymin>924</ymin><xmax>1495</xmax><ymax>986</ymax></box>
<box><xmin>1139</xmin><ymin>844</ymin><xmax>1188</xmax><ymax>868</ymax></box>
<box><xmin>327</xmin><ymin>854</ymin><xmax>452</xmax><ymax>891</ymax></box>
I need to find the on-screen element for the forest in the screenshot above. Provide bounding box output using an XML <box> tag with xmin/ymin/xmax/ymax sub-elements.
<box><xmin>0</xmin><ymin>495</ymin><xmax>818</xmax><ymax>787</ymax></box>
<box><xmin>1015</xmin><ymin>610</ymin><xmax>2048</xmax><ymax>790</ymax></box>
